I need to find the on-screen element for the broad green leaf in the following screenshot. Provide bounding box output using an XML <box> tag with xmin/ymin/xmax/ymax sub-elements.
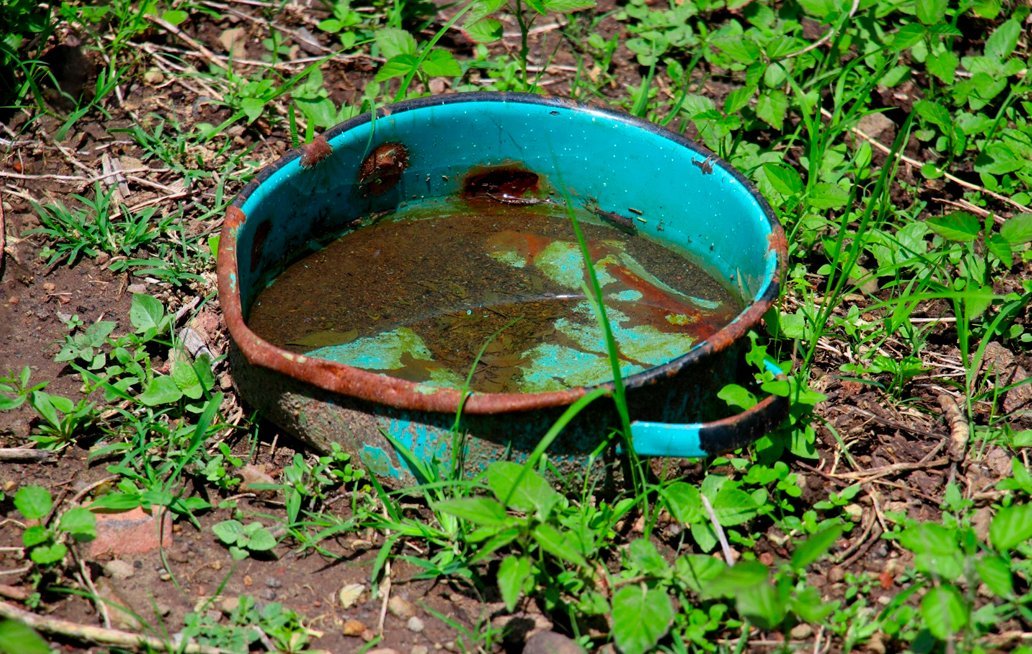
<box><xmin>700</xmin><ymin>560</ymin><xmax>768</xmax><ymax>599</ymax></box>
<box><xmin>532</xmin><ymin>523</ymin><xmax>587</xmax><ymax>568</ymax></box>
<box><xmin>1000</xmin><ymin>214</ymin><xmax>1032</xmax><ymax>245</ymax></box>
<box><xmin>241</xmin><ymin>98</ymin><xmax>266</xmax><ymax>124</ymax></box>
<box><xmin>674</xmin><ymin>555</ymin><xmax>724</xmax><ymax>594</ymax></box>
<box><xmin>138</xmin><ymin>376</ymin><xmax>183</xmax><ymax>406</ymax></box>
<box><xmin>15</xmin><ymin>486</ymin><xmax>52</xmax><ymax>521</ymax></box>
<box><xmin>976</xmin><ymin>143</ymin><xmax>1025</xmax><ymax>175</ymax></box>
<box><xmin>723</xmin><ymin>85</ymin><xmax>755</xmax><ymax>114</ymax></box>
<box><xmin>989</xmin><ymin>503</ymin><xmax>1032</xmax><ymax>551</ymax></box>
<box><xmin>435</xmin><ymin>497</ymin><xmax>509</xmax><ymax>527</ymax></box>
<box><xmin>88</xmin><ymin>493</ymin><xmax>142</xmax><ymax>511</ymax></box>
<box><xmin>913</xmin><ymin>100</ymin><xmax>951</xmax><ymax>131</ymax></box>
<box><xmin>763</xmin><ymin>163</ymin><xmax>803</xmax><ymax>196</ymax></box>
<box><xmin>755</xmin><ymin>90</ymin><xmax>787</xmax><ymax>130</ymax></box>
<box><xmin>58</xmin><ymin>508</ymin><xmax>96</xmax><ymax>540</ymax></box>
<box><xmin>915</xmin><ymin>0</ymin><xmax>947</xmax><ymax>25</ymax></box>
<box><xmin>795</xmin><ymin>0</ymin><xmax>836</xmax><ymax>19</ymax></box>
<box><xmin>718</xmin><ymin>383</ymin><xmax>757</xmax><ymax>410</ymax></box>
<box><xmin>926</xmin><ymin>212</ymin><xmax>980</xmax><ymax>242</ymax></box>
<box><xmin>212</xmin><ymin>519</ymin><xmax>245</xmax><ymax>545</ymax></box>
<box><xmin>22</xmin><ymin>525</ymin><xmax>50</xmax><ymax>549</ymax></box>
<box><xmin>130</xmin><ymin>294</ymin><xmax>165</xmax><ymax>333</ymax></box>
<box><xmin>807</xmin><ymin>182</ymin><xmax>849</xmax><ymax>210</ymax></box>
<box><xmin>926</xmin><ymin>49</ymin><xmax>958</xmax><ymax>84</ymax></box>
<box><xmin>487</xmin><ymin>461</ymin><xmax>561</xmax><ymax>517</ymax></box>
<box><xmin>497</xmin><ymin>555</ymin><xmax>532</xmax><ymax>612</ymax></box>
<box><xmin>789</xmin><ymin>585</ymin><xmax>837</xmax><ymax>623</ymax></box>
<box><xmin>690</xmin><ymin>521</ymin><xmax>717</xmax><ymax>552</ymax></box>
<box><xmin>375</xmin><ymin>55</ymin><xmax>420</xmax><ymax>82</ymax></box>
<box><xmin>971</xmin><ymin>0</ymin><xmax>1001</xmax><ymax>18</ymax></box>
<box><xmin>0</xmin><ymin>619</ymin><xmax>52</xmax><ymax>654</ymax></box>
<box><xmin>162</xmin><ymin>9</ymin><xmax>188</xmax><ymax>25</ymax></box>
<box><xmin>984</xmin><ymin>19</ymin><xmax>1020</xmax><ymax>60</ymax></box>
<box><xmin>790</xmin><ymin>524</ymin><xmax>843</xmax><ymax>570</ymax></box>
<box><xmin>541</xmin><ymin>0</ymin><xmax>595</xmax><ymax>11</ymax></box>
<box><xmin>375</xmin><ymin>28</ymin><xmax>416</xmax><ymax>59</ymax></box>
<box><xmin>712</xmin><ymin>485</ymin><xmax>760</xmax><ymax>526</ymax></box>
<box><xmin>30</xmin><ymin>542</ymin><xmax>67</xmax><ymax>565</ymax></box>
<box><xmin>986</xmin><ymin>233</ymin><xmax>1013</xmax><ymax>267</ymax></box>
<box><xmin>975</xmin><ymin>555</ymin><xmax>1013</xmax><ymax>597</ymax></box>
<box><xmin>611</xmin><ymin>586</ymin><xmax>674</xmax><ymax>654</ymax></box>
<box><xmin>892</xmin><ymin>23</ymin><xmax>926</xmax><ymax>51</ymax></box>
<box><xmin>735</xmin><ymin>581</ymin><xmax>787</xmax><ymax>629</ymax></box>
<box><xmin>463</xmin><ymin>18</ymin><xmax>502</xmax><ymax>43</ymax></box>
<box><xmin>171</xmin><ymin>356</ymin><xmax>204</xmax><ymax>399</ymax></box>
<box><xmin>244</xmin><ymin>524</ymin><xmax>277</xmax><ymax>551</ymax></box>
<box><xmin>920</xmin><ymin>585</ymin><xmax>968</xmax><ymax>640</ymax></box>
<box><xmin>420</xmin><ymin>48</ymin><xmax>462</xmax><ymax>77</ymax></box>
<box><xmin>899</xmin><ymin>523</ymin><xmax>963</xmax><ymax>579</ymax></box>
<box><xmin>662</xmin><ymin>482</ymin><xmax>701</xmax><ymax>524</ymax></box>
<box><xmin>627</xmin><ymin>539</ymin><xmax>669</xmax><ymax>577</ymax></box>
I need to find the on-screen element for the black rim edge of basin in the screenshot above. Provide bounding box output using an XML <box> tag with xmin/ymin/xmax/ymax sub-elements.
<box><xmin>217</xmin><ymin>91</ymin><xmax>788</xmax><ymax>415</ymax></box>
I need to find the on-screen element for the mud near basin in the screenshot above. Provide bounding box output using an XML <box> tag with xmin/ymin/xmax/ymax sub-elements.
<box><xmin>246</xmin><ymin>201</ymin><xmax>742</xmax><ymax>393</ymax></box>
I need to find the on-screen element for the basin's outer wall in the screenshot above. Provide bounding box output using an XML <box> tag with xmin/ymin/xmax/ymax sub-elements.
<box><xmin>230</xmin><ymin>341</ymin><xmax>746</xmax><ymax>486</ymax></box>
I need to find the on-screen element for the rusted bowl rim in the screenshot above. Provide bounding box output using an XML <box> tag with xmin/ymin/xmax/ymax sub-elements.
<box><xmin>217</xmin><ymin>92</ymin><xmax>786</xmax><ymax>415</ymax></box>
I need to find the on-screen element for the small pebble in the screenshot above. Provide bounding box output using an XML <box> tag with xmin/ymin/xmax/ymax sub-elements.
<box><xmin>265</xmin><ymin>577</ymin><xmax>282</xmax><ymax>588</ymax></box>
<box><xmin>156</xmin><ymin>602</ymin><xmax>171</xmax><ymax>616</ymax></box>
<box><xmin>411</xmin><ymin>647</ymin><xmax>429</xmax><ymax>654</ymax></box>
<box><xmin>523</xmin><ymin>631</ymin><xmax>584</xmax><ymax>654</ymax></box>
<box><xmin>243</xmin><ymin>575</ymin><xmax>253</xmax><ymax>587</ymax></box>
<box><xmin>220</xmin><ymin>596</ymin><xmax>240</xmax><ymax>615</ymax></box>
<box><xmin>367</xmin><ymin>649</ymin><xmax>401</xmax><ymax>654</ymax></box>
<box><xmin>103</xmin><ymin>560</ymin><xmax>135</xmax><ymax>580</ymax></box>
<box><xmin>339</xmin><ymin>583</ymin><xmax>364</xmax><ymax>609</ymax></box>
<box><xmin>388</xmin><ymin>596</ymin><xmax>416</xmax><ymax>619</ymax></box>
<box><xmin>790</xmin><ymin>623</ymin><xmax>813</xmax><ymax>639</ymax></box>
<box><xmin>143</xmin><ymin>68</ymin><xmax>165</xmax><ymax>85</ymax></box>
<box><xmin>159</xmin><ymin>572</ymin><xmax>172</xmax><ymax>582</ymax></box>
<box><xmin>828</xmin><ymin>566</ymin><xmax>845</xmax><ymax>583</ymax></box>
<box><xmin>406</xmin><ymin>616</ymin><xmax>425</xmax><ymax>633</ymax></box>
<box><xmin>261</xmin><ymin>589</ymin><xmax>277</xmax><ymax>601</ymax></box>
<box><xmin>342</xmin><ymin>619</ymin><xmax>366</xmax><ymax>637</ymax></box>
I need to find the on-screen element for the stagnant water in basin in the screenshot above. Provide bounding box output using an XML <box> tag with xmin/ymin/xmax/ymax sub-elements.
<box><xmin>247</xmin><ymin>202</ymin><xmax>744</xmax><ymax>394</ymax></box>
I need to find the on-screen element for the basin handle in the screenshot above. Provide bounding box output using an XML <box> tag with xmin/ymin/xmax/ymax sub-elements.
<box><xmin>629</xmin><ymin>359</ymin><xmax>790</xmax><ymax>458</ymax></box>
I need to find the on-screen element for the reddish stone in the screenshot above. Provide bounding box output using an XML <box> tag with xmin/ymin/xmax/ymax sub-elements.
<box><xmin>88</xmin><ymin>507</ymin><xmax>172</xmax><ymax>557</ymax></box>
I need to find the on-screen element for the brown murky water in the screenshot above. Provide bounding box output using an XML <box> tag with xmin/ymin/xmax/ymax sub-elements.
<box><xmin>247</xmin><ymin>202</ymin><xmax>743</xmax><ymax>393</ymax></box>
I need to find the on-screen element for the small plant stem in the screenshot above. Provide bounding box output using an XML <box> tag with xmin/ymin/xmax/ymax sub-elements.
<box><xmin>0</xmin><ymin>448</ymin><xmax>57</xmax><ymax>462</ymax></box>
<box><xmin>0</xmin><ymin>599</ymin><xmax>229</xmax><ymax>654</ymax></box>
<box><xmin>700</xmin><ymin>494</ymin><xmax>735</xmax><ymax>565</ymax></box>
<box><xmin>514</xmin><ymin>0</ymin><xmax>531</xmax><ymax>88</ymax></box>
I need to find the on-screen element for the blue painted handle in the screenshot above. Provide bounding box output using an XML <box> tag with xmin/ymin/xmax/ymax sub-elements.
<box><xmin>629</xmin><ymin>359</ymin><xmax>789</xmax><ymax>458</ymax></box>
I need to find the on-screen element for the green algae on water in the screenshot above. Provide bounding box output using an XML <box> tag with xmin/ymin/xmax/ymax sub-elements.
<box><xmin>246</xmin><ymin>202</ymin><xmax>743</xmax><ymax>394</ymax></box>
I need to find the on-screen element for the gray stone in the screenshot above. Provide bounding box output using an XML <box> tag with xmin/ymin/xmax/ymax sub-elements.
<box><xmin>103</xmin><ymin>559</ymin><xmax>135</xmax><ymax>580</ymax></box>
<box><xmin>523</xmin><ymin>631</ymin><xmax>585</xmax><ymax>654</ymax></box>
<box><xmin>406</xmin><ymin>616</ymin><xmax>425</xmax><ymax>633</ymax></box>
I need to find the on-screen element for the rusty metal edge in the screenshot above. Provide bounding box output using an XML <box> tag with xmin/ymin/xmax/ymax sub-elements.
<box><xmin>216</xmin><ymin>92</ymin><xmax>787</xmax><ymax>415</ymax></box>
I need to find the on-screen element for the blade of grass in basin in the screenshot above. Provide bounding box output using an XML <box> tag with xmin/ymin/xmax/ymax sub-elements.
<box><xmin>449</xmin><ymin>317</ymin><xmax>523</xmax><ymax>481</ymax></box>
